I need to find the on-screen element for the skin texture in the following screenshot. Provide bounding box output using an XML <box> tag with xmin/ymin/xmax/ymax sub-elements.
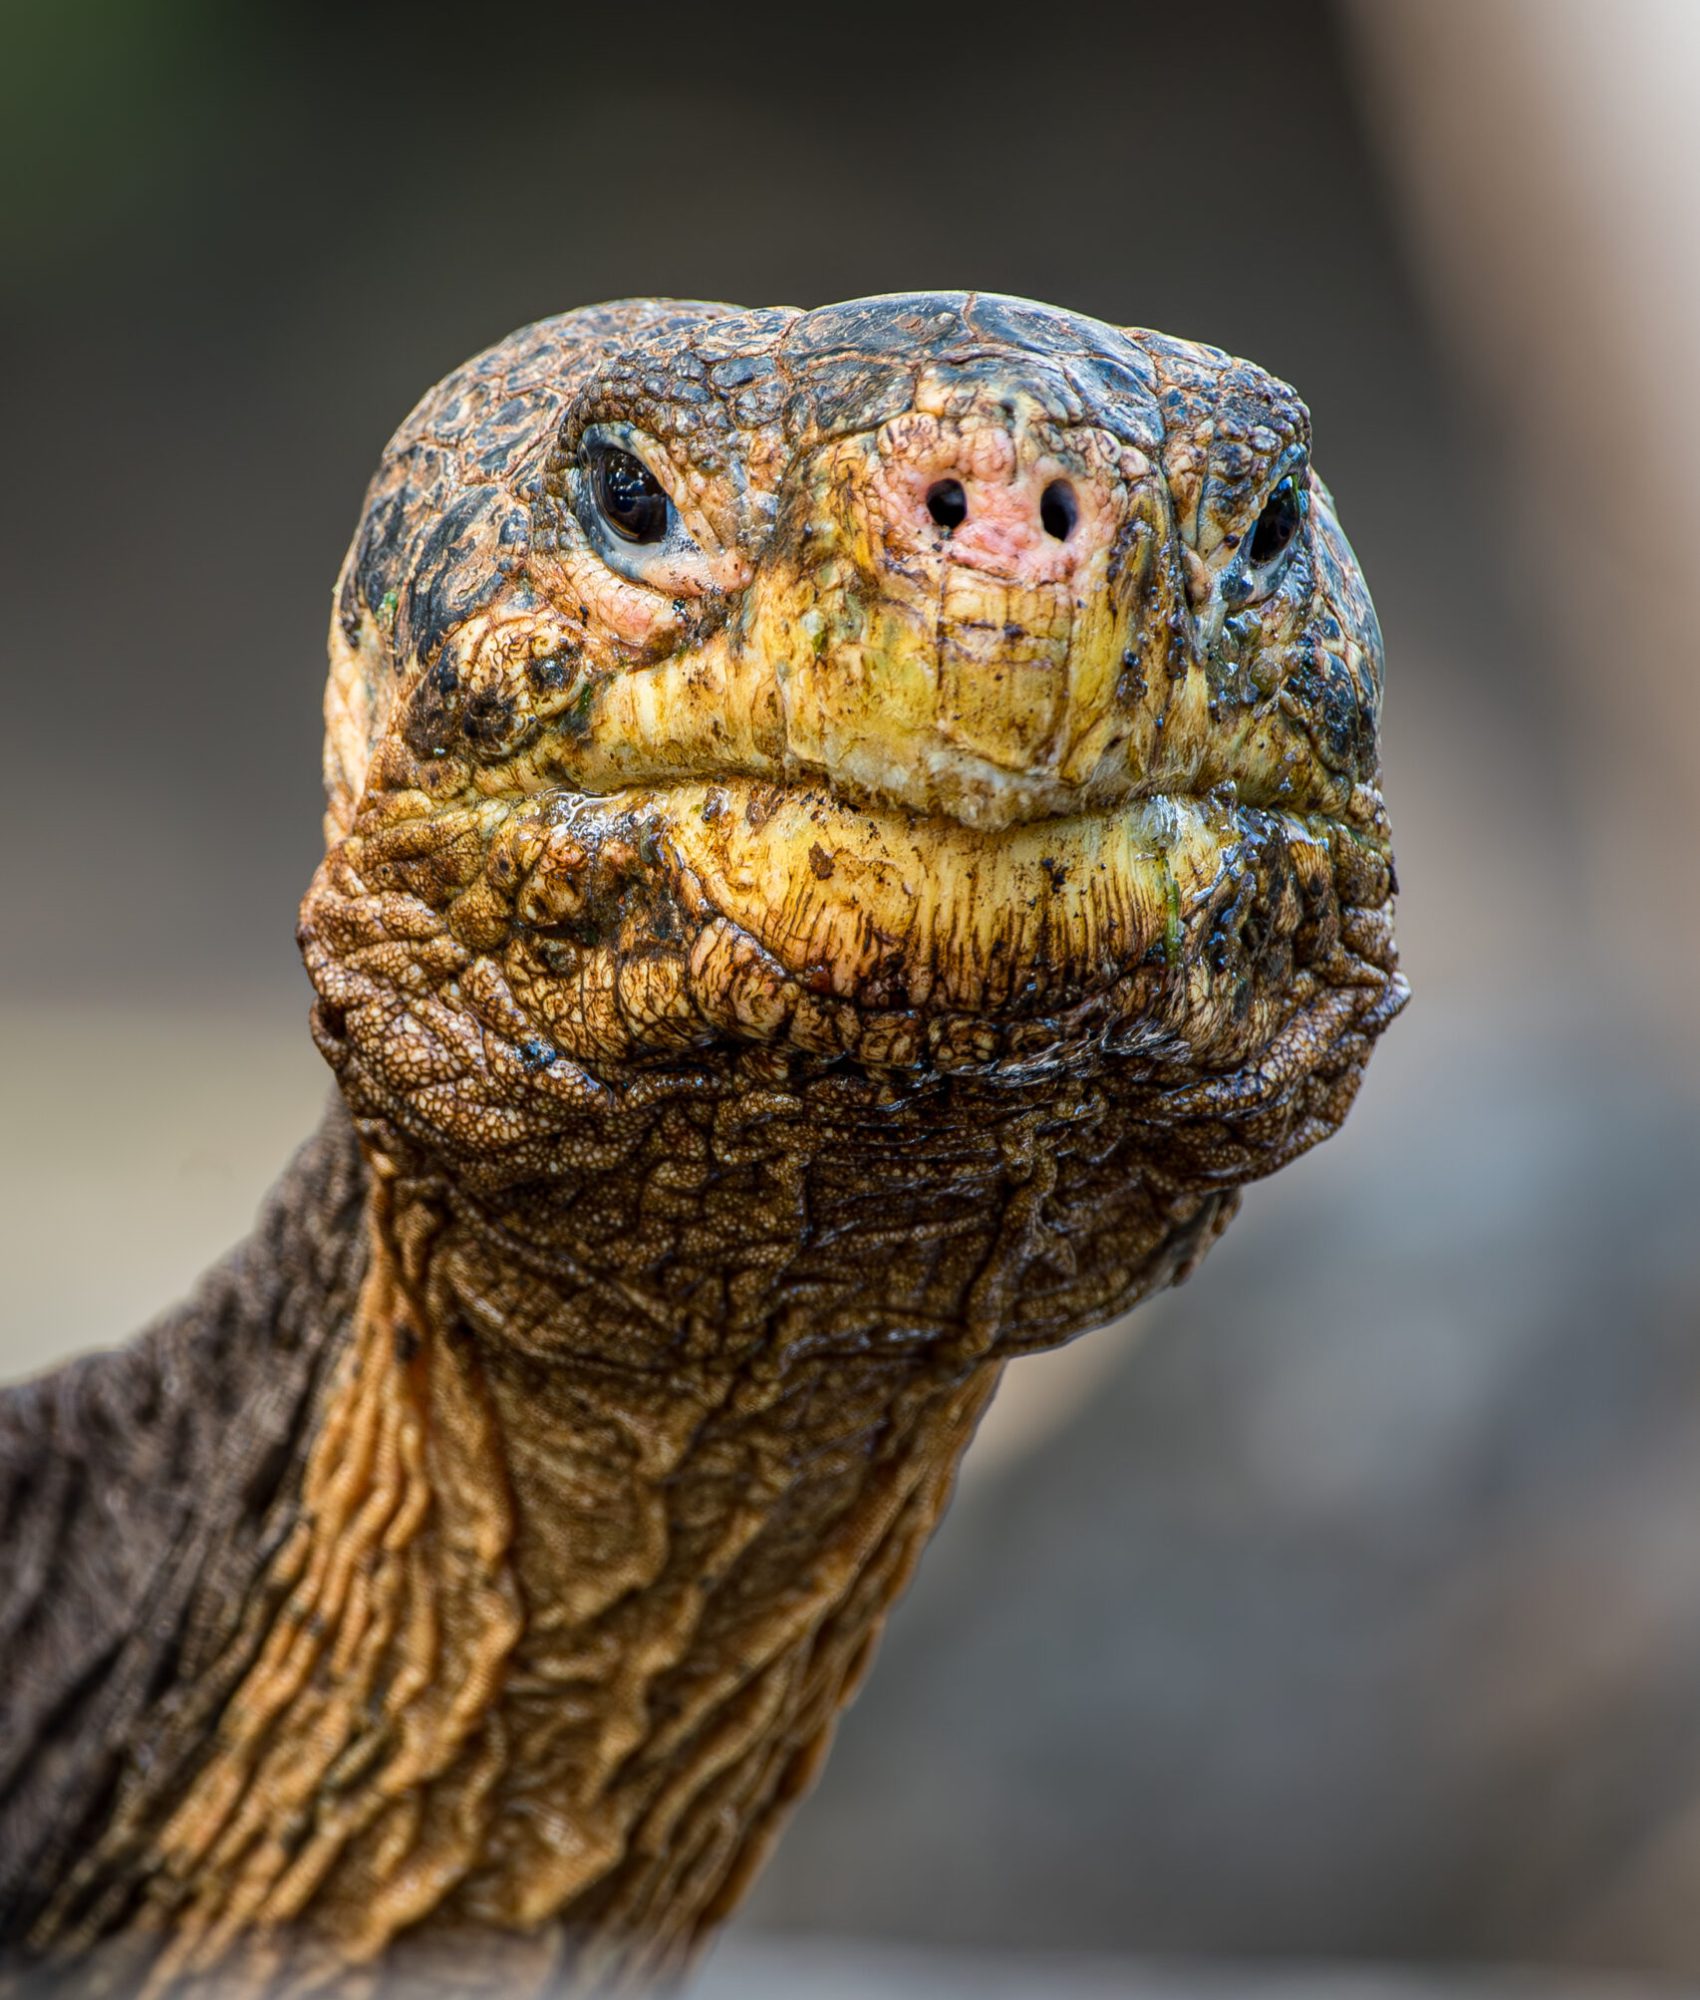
<box><xmin>0</xmin><ymin>294</ymin><xmax>1405</xmax><ymax>1996</ymax></box>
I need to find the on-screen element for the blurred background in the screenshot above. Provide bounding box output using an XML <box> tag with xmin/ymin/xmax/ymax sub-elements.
<box><xmin>2</xmin><ymin>0</ymin><xmax>1697</xmax><ymax>1992</ymax></box>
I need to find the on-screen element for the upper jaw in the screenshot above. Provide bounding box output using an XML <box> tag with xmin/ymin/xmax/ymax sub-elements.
<box><xmin>469</xmin><ymin>608</ymin><xmax>1351</xmax><ymax>836</ymax></box>
<box><xmin>475</xmin><ymin>671</ymin><xmax>1353</xmax><ymax>843</ymax></box>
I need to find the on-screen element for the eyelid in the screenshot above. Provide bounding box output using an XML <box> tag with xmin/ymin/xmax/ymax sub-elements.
<box><xmin>1255</xmin><ymin>446</ymin><xmax>1310</xmax><ymax>520</ymax></box>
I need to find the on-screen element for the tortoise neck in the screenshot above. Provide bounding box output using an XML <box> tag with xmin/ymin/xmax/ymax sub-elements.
<box><xmin>385</xmin><ymin>1156</ymin><xmax>1005</xmax><ymax>1988</ymax></box>
<box><xmin>105</xmin><ymin>1144</ymin><xmax>1003</xmax><ymax>1995</ymax></box>
<box><xmin>75</xmin><ymin>1047</ymin><xmax>1236</xmax><ymax>1991</ymax></box>
<box><xmin>343</xmin><ymin>1044</ymin><xmax>1225</xmax><ymax>1983</ymax></box>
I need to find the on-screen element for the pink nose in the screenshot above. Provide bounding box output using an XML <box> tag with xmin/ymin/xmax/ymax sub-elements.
<box><xmin>879</xmin><ymin>445</ymin><xmax>1112</xmax><ymax>587</ymax></box>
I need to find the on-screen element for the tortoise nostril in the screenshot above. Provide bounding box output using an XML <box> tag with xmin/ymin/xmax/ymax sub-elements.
<box><xmin>926</xmin><ymin>479</ymin><xmax>968</xmax><ymax>533</ymax></box>
<box><xmin>1040</xmin><ymin>480</ymin><xmax>1078</xmax><ymax>542</ymax></box>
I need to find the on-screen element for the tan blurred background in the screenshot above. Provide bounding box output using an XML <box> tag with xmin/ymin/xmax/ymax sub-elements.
<box><xmin>2</xmin><ymin>0</ymin><xmax>1697</xmax><ymax>1992</ymax></box>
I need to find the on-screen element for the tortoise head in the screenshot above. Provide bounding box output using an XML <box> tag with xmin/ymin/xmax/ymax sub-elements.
<box><xmin>301</xmin><ymin>293</ymin><xmax>1402</xmax><ymax>1187</ymax></box>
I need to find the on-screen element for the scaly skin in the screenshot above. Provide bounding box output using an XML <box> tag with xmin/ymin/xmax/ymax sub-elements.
<box><xmin>0</xmin><ymin>294</ymin><xmax>1405</xmax><ymax>1995</ymax></box>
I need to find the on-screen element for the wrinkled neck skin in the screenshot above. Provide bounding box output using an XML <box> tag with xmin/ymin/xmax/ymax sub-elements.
<box><xmin>359</xmin><ymin>1046</ymin><xmax>1256</xmax><ymax>1982</ymax></box>
<box><xmin>112</xmin><ymin>1103</ymin><xmax>1034</xmax><ymax>1999</ymax></box>
<box><xmin>346</xmin><ymin>1062</ymin><xmax>1240</xmax><ymax>1986</ymax></box>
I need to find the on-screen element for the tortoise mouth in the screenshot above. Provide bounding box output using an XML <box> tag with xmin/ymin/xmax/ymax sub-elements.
<box><xmin>506</xmin><ymin>773</ymin><xmax>1342</xmax><ymax>1029</ymax></box>
<box><xmin>663</xmin><ymin>778</ymin><xmax>1219</xmax><ymax>1013</ymax></box>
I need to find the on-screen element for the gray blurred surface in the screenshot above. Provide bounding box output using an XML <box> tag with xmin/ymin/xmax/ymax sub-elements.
<box><xmin>2</xmin><ymin>0</ymin><xmax>1696</xmax><ymax>1984</ymax></box>
<box><xmin>696</xmin><ymin>1936</ymin><xmax>1700</xmax><ymax>2000</ymax></box>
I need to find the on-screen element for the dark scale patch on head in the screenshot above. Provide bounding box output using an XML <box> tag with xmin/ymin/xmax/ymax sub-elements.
<box><xmin>1142</xmin><ymin>329</ymin><xmax>1234</xmax><ymax>386</ymax></box>
<box><xmin>1319</xmin><ymin>656</ymin><xmax>1364</xmax><ymax>773</ymax></box>
<box><xmin>782</xmin><ymin>360</ymin><xmax>920</xmax><ymax>446</ymax></box>
<box><xmin>1277</xmin><ymin>635</ymin><xmax>1367</xmax><ymax>781</ymax></box>
<box><xmin>412</xmin><ymin>372</ymin><xmax>501</xmax><ymax>453</ymax></box>
<box><xmin>782</xmin><ymin>295</ymin><xmax>972</xmax><ymax>367</ymax></box>
<box><xmin>1069</xmin><ymin>360</ymin><xmax>1164</xmax><ymax>451</ymax></box>
<box><xmin>709</xmin><ymin>357</ymin><xmax>764</xmax><ymax>392</ymax></box>
<box><xmin>494</xmin><ymin>510</ymin><xmax>531</xmax><ymax>578</ymax></box>
<box><xmin>526</xmin><ymin>652</ymin><xmax>576</xmax><ymax>694</ymax></box>
<box><xmin>733</xmin><ymin>379</ymin><xmax>789</xmax><ymax>430</ymax></box>
<box><xmin>700</xmin><ymin>348</ymin><xmax>788</xmax><ymax>427</ymax></box>
<box><xmin>1284</xmin><ymin>638</ymin><xmax>1326</xmax><ymax>713</ymax></box>
<box><xmin>677</xmin><ymin>307</ymin><xmax>794</xmax><ymax>366</ymax></box>
<box><xmin>398</xmin><ymin>487</ymin><xmax>501</xmax><ymax>671</ymax></box>
<box><xmin>965</xmin><ymin>294</ymin><xmax>1145</xmax><ymax>371</ymax></box>
<box><xmin>647</xmin><ymin>373</ymin><xmax>709</xmax><ymax>407</ymax></box>
<box><xmin>337</xmin><ymin>566</ymin><xmax>365</xmax><ymax>649</ymax></box>
<box><xmin>460</xmin><ymin>685</ymin><xmax>534</xmax><ymax>759</ymax></box>
<box><xmin>474</xmin><ymin>436</ymin><xmax>521</xmax><ymax>478</ymax></box>
<box><xmin>349</xmin><ymin>476</ymin><xmax>424</xmax><ymax>639</ymax></box>
<box><xmin>403</xmin><ymin>651</ymin><xmax>463</xmax><ymax>754</ymax></box>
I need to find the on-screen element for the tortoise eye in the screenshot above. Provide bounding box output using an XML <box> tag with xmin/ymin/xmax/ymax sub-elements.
<box><xmin>1247</xmin><ymin>474</ymin><xmax>1303</xmax><ymax>566</ymax></box>
<box><xmin>590</xmin><ymin>444</ymin><xmax>670</xmax><ymax>544</ymax></box>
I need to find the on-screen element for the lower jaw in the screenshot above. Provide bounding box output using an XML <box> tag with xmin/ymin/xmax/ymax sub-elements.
<box><xmin>598</xmin><ymin>777</ymin><xmax>1329</xmax><ymax>1004</ymax></box>
<box><xmin>496</xmin><ymin>776</ymin><xmax>1344</xmax><ymax>1075</ymax></box>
